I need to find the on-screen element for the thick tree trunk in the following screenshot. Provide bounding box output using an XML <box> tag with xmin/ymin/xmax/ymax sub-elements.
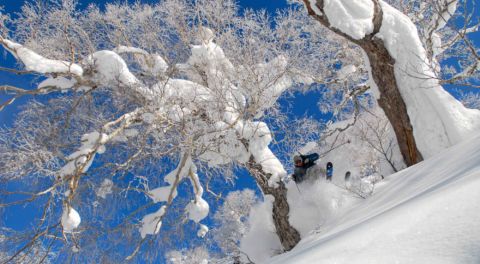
<box><xmin>303</xmin><ymin>0</ymin><xmax>423</xmax><ymax>166</ymax></box>
<box><xmin>245</xmin><ymin>155</ymin><xmax>301</xmax><ymax>251</ymax></box>
<box><xmin>358</xmin><ymin>39</ymin><xmax>423</xmax><ymax>166</ymax></box>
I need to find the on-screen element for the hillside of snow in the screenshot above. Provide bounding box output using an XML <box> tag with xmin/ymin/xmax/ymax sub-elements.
<box><xmin>268</xmin><ymin>134</ymin><xmax>480</xmax><ymax>264</ymax></box>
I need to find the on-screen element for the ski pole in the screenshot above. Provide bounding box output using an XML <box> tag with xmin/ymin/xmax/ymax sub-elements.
<box><xmin>294</xmin><ymin>181</ymin><xmax>301</xmax><ymax>194</ymax></box>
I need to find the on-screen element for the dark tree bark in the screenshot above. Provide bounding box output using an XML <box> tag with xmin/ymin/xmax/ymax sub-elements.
<box><xmin>245</xmin><ymin>155</ymin><xmax>301</xmax><ymax>251</ymax></box>
<box><xmin>303</xmin><ymin>0</ymin><xmax>423</xmax><ymax>166</ymax></box>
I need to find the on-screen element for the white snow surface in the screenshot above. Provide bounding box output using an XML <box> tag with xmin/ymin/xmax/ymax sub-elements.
<box><xmin>297</xmin><ymin>141</ymin><xmax>318</xmax><ymax>155</ymax></box>
<box><xmin>85</xmin><ymin>50</ymin><xmax>153</xmax><ymax>98</ymax></box>
<box><xmin>267</xmin><ymin>135</ymin><xmax>480</xmax><ymax>264</ymax></box>
<box><xmin>38</xmin><ymin>77</ymin><xmax>76</xmax><ymax>91</ymax></box>
<box><xmin>241</xmin><ymin>178</ymin><xmax>359</xmax><ymax>263</ymax></box>
<box><xmin>241</xmin><ymin>121</ymin><xmax>287</xmax><ymax>187</ymax></box>
<box><xmin>186</xmin><ymin>165</ymin><xmax>210</xmax><ymax>224</ymax></box>
<box><xmin>337</xmin><ymin>64</ymin><xmax>357</xmax><ymax>79</ymax></box>
<box><xmin>323</xmin><ymin>0</ymin><xmax>375</xmax><ymax>40</ymax></box>
<box><xmin>240</xmin><ymin>195</ymin><xmax>282</xmax><ymax>262</ymax></box>
<box><xmin>85</xmin><ymin>50</ymin><xmax>139</xmax><ymax>87</ymax></box>
<box><xmin>149</xmin><ymin>186</ymin><xmax>176</xmax><ymax>203</ymax></box>
<box><xmin>61</xmin><ymin>207</ymin><xmax>81</xmax><ymax>233</ymax></box>
<box><xmin>2</xmin><ymin>39</ymin><xmax>83</xmax><ymax>76</ymax></box>
<box><xmin>140</xmin><ymin>206</ymin><xmax>166</xmax><ymax>238</ymax></box>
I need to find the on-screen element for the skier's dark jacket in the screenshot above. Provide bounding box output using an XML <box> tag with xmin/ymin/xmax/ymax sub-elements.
<box><xmin>292</xmin><ymin>153</ymin><xmax>319</xmax><ymax>183</ymax></box>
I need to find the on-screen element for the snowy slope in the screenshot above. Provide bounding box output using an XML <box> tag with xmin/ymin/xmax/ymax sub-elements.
<box><xmin>268</xmin><ymin>135</ymin><xmax>480</xmax><ymax>264</ymax></box>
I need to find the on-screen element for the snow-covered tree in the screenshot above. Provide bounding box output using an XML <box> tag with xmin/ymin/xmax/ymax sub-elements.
<box><xmin>0</xmin><ymin>0</ymin><xmax>346</xmax><ymax>261</ymax></box>
<box><xmin>301</xmin><ymin>0</ymin><xmax>480</xmax><ymax>166</ymax></box>
<box><xmin>211</xmin><ymin>189</ymin><xmax>257</xmax><ymax>262</ymax></box>
<box><xmin>459</xmin><ymin>91</ymin><xmax>480</xmax><ymax>109</ymax></box>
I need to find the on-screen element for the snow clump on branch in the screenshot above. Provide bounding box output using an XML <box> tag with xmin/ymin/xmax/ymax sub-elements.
<box><xmin>61</xmin><ymin>206</ymin><xmax>81</xmax><ymax>233</ymax></box>
<box><xmin>58</xmin><ymin>131</ymin><xmax>108</xmax><ymax>180</ymax></box>
<box><xmin>0</xmin><ymin>39</ymin><xmax>83</xmax><ymax>76</ymax></box>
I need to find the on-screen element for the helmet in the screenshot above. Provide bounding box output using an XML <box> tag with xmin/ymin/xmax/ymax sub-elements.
<box><xmin>293</xmin><ymin>155</ymin><xmax>303</xmax><ymax>167</ymax></box>
<box><xmin>293</xmin><ymin>155</ymin><xmax>302</xmax><ymax>163</ymax></box>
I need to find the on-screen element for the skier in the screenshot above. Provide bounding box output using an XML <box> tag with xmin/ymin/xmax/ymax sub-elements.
<box><xmin>292</xmin><ymin>153</ymin><xmax>322</xmax><ymax>183</ymax></box>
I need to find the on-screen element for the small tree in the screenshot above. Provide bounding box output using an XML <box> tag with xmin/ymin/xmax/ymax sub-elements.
<box><xmin>211</xmin><ymin>189</ymin><xmax>257</xmax><ymax>262</ymax></box>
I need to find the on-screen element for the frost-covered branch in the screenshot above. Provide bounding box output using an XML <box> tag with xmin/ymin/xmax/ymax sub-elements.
<box><xmin>0</xmin><ymin>37</ymin><xmax>83</xmax><ymax>77</ymax></box>
<box><xmin>386</xmin><ymin>0</ymin><xmax>479</xmax><ymax>85</ymax></box>
<box><xmin>59</xmin><ymin>109</ymin><xmax>144</xmax><ymax>233</ymax></box>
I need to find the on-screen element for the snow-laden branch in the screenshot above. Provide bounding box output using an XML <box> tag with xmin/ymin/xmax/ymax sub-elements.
<box><xmin>2</xmin><ymin>18</ymin><xmax>312</xmax><ymax>253</ymax></box>
<box><xmin>444</xmin><ymin>60</ymin><xmax>480</xmax><ymax>85</ymax></box>
<box><xmin>0</xmin><ymin>37</ymin><xmax>83</xmax><ymax>77</ymax></box>
<box><xmin>84</xmin><ymin>50</ymin><xmax>154</xmax><ymax>99</ymax></box>
<box><xmin>60</xmin><ymin>109</ymin><xmax>144</xmax><ymax>180</ymax></box>
<box><xmin>303</xmin><ymin>0</ymin><xmax>376</xmax><ymax>40</ymax></box>
<box><xmin>186</xmin><ymin>166</ymin><xmax>209</xmax><ymax>226</ymax></box>
<box><xmin>0</xmin><ymin>38</ymin><xmax>168</xmax><ymax>103</ymax></box>
<box><xmin>323</xmin><ymin>0</ymin><xmax>375</xmax><ymax>40</ymax></box>
<box><xmin>137</xmin><ymin>29</ymin><xmax>302</xmax><ymax>240</ymax></box>
<box><xmin>140</xmin><ymin>153</ymin><xmax>190</xmax><ymax>238</ymax></box>
<box><xmin>141</xmin><ymin>153</ymin><xmax>210</xmax><ymax>239</ymax></box>
<box><xmin>59</xmin><ymin>109</ymin><xmax>144</xmax><ymax>233</ymax></box>
<box><xmin>113</xmin><ymin>46</ymin><xmax>168</xmax><ymax>77</ymax></box>
<box><xmin>432</xmin><ymin>0</ymin><xmax>458</xmax><ymax>32</ymax></box>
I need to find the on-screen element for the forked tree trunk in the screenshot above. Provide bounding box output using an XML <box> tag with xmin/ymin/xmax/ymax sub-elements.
<box><xmin>303</xmin><ymin>0</ymin><xmax>423</xmax><ymax>166</ymax></box>
<box><xmin>245</xmin><ymin>155</ymin><xmax>301</xmax><ymax>251</ymax></box>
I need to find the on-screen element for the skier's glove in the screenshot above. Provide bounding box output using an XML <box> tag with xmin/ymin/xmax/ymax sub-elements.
<box><xmin>291</xmin><ymin>174</ymin><xmax>297</xmax><ymax>182</ymax></box>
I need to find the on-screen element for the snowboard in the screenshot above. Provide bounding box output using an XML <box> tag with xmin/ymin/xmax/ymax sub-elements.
<box><xmin>326</xmin><ymin>162</ymin><xmax>333</xmax><ymax>181</ymax></box>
